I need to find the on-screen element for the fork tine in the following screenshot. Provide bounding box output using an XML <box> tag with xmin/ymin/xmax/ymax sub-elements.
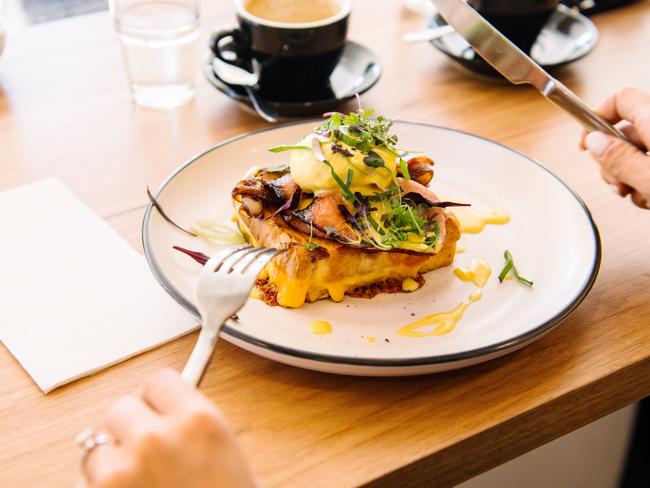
<box><xmin>236</xmin><ymin>248</ymin><xmax>282</xmax><ymax>278</ymax></box>
<box><xmin>200</xmin><ymin>247</ymin><xmax>241</xmax><ymax>272</ymax></box>
<box><xmin>212</xmin><ymin>245</ymin><xmax>253</xmax><ymax>272</ymax></box>
<box><xmin>230</xmin><ymin>247</ymin><xmax>273</xmax><ymax>274</ymax></box>
<box><xmin>223</xmin><ymin>246</ymin><xmax>265</xmax><ymax>273</ymax></box>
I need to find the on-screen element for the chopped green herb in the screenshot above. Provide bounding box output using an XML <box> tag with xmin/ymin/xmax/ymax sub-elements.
<box><xmin>318</xmin><ymin>108</ymin><xmax>403</xmax><ymax>156</ymax></box>
<box><xmin>399</xmin><ymin>158</ymin><xmax>411</xmax><ymax>180</ymax></box>
<box><xmin>305</xmin><ymin>242</ymin><xmax>320</xmax><ymax>251</ymax></box>
<box><xmin>321</xmin><ymin>160</ymin><xmax>358</xmax><ymax>203</ymax></box>
<box><xmin>498</xmin><ymin>260</ymin><xmax>514</xmax><ymax>282</ymax></box>
<box><xmin>363</xmin><ymin>151</ymin><xmax>385</xmax><ymax>168</ymax></box>
<box><xmin>268</xmin><ymin>145</ymin><xmax>311</xmax><ymax>153</ymax></box>
<box><xmin>499</xmin><ymin>250</ymin><xmax>533</xmax><ymax>286</ymax></box>
<box><xmin>345</xmin><ymin>168</ymin><xmax>354</xmax><ymax>188</ymax></box>
<box><xmin>264</xmin><ymin>164</ymin><xmax>290</xmax><ymax>173</ymax></box>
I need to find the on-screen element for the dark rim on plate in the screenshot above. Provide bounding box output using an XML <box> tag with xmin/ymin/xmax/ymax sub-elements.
<box><xmin>142</xmin><ymin>120</ymin><xmax>601</xmax><ymax>367</ymax></box>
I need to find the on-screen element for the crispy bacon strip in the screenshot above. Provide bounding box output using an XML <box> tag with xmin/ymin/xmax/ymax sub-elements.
<box><xmin>289</xmin><ymin>193</ymin><xmax>359</xmax><ymax>244</ymax></box>
<box><xmin>265</xmin><ymin>173</ymin><xmax>299</xmax><ymax>206</ymax></box>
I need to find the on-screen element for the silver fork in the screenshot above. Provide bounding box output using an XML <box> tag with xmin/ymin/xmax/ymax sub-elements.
<box><xmin>181</xmin><ymin>245</ymin><xmax>281</xmax><ymax>386</ymax></box>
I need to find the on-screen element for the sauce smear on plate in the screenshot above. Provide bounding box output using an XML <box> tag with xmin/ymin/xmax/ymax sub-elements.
<box><xmin>398</xmin><ymin>258</ymin><xmax>491</xmax><ymax>337</ymax></box>
<box><xmin>310</xmin><ymin>320</ymin><xmax>333</xmax><ymax>335</ymax></box>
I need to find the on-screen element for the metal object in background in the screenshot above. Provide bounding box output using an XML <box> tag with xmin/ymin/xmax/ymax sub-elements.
<box><xmin>431</xmin><ymin>0</ymin><xmax>635</xmax><ymax>142</ymax></box>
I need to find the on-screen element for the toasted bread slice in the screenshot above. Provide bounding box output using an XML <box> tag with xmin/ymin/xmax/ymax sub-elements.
<box><xmin>234</xmin><ymin>200</ymin><xmax>460</xmax><ymax>308</ymax></box>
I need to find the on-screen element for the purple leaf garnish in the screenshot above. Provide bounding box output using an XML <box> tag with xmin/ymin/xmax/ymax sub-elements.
<box><xmin>173</xmin><ymin>246</ymin><xmax>209</xmax><ymax>265</ymax></box>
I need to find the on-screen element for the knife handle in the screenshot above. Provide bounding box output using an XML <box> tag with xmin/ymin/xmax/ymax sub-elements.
<box><xmin>542</xmin><ymin>79</ymin><xmax>642</xmax><ymax>149</ymax></box>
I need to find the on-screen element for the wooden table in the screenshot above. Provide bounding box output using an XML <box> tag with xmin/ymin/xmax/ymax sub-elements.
<box><xmin>2</xmin><ymin>1</ymin><xmax>650</xmax><ymax>486</ymax></box>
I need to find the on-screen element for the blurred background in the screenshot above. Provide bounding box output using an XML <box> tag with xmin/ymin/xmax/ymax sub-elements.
<box><xmin>4</xmin><ymin>0</ymin><xmax>106</xmax><ymax>25</ymax></box>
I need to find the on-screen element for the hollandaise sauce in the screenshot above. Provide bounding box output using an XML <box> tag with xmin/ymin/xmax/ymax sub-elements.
<box><xmin>398</xmin><ymin>258</ymin><xmax>491</xmax><ymax>337</ymax></box>
<box><xmin>309</xmin><ymin>320</ymin><xmax>332</xmax><ymax>335</ymax></box>
<box><xmin>451</xmin><ymin>207</ymin><xmax>510</xmax><ymax>234</ymax></box>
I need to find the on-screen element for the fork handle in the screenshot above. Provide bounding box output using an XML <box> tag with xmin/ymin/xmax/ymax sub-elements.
<box><xmin>181</xmin><ymin>326</ymin><xmax>222</xmax><ymax>386</ymax></box>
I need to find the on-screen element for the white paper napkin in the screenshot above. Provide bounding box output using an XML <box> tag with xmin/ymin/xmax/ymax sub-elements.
<box><xmin>0</xmin><ymin>179</ymin><xmax>197</xmax><ymax>393</ymax></box>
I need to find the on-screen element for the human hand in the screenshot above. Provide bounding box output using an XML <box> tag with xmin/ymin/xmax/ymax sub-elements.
<box><xmin>580</xmin><ymin>87</ymin><xmax>650</xmax><ymax>209</ymax></box>
<box><xmin>78</xmin><ymin>368</ymin><xmax>257</xmax><ymax>488</ymax></box>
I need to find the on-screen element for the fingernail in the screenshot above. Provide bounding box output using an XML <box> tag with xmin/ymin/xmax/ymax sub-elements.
<box><xmin>585</xmin><ymin>132</ymin><xmax>612</xmax><ymax>157</ymax></box>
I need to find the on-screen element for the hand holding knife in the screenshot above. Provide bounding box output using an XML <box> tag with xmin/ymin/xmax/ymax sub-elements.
<box><xmin>430</xmin><ymin>0</ymin><xmax>639</xmax><ymax>147</ymax></box>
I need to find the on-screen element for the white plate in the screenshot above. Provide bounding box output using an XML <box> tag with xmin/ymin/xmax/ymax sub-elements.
<box><xmin>142</xmin><ymin>121</ymin><xmax>600</xmax><ymax>376</ymax></box>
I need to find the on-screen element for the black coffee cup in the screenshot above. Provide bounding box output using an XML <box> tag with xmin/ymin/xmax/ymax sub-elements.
<box><xmin>211</xmin><ymin>0</ymin><xmax>350</xmax><ymax>97</ymax></box>
<box><xmin>469</xmin><ymin>0</ymin><xmax>560</xmax><ymax>54</ymax></box>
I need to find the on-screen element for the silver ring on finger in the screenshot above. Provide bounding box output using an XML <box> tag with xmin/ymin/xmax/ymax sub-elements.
<box><xmin>75</xmin><ymin>427</ymin><xmax>114</xmax><ymax>467</ymax></box>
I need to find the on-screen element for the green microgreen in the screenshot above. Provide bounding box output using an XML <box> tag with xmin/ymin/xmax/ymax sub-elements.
<box><xmin>268</xmin><ymin>145</ymin><xmax>311</xmax><ymax>153</ymax></box>
<box><xmin>305</xmin><ymin>220</ymin><xmax>319</xmax><ymax>251</ymax></box>
<box><xmin>363</xmin><ymin>151</ymin><xmax>385</xmax><ymax>168</ymax></box>
<box><xmin>317</xmin><ymin>108</ymin><xmax>401</xmax><ymax>155</ymax></box>
<box><xmin>264</xmin><ymin>164</ymin><xmax>290</xmax><ymax>173</ymax></box>
<box><xmin>399</xmin><ymin>158</ymin><xmax>411</xmax><ymax>180</ymax></box>
<box><xmin>498</xmin><ymin>250</ymin><xmax>533</xmax><ymax>286</ymax></box>
<box><xmin>322</xmin><ymin>160</ymin><xmax>358</xmax><ymax>203</ymax></box>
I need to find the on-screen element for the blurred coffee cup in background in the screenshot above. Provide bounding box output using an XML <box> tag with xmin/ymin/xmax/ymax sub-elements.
<box><xmin>468</xmin><ymin>0</ymin><xmax>561</xmax><ymax>53</ymax></box>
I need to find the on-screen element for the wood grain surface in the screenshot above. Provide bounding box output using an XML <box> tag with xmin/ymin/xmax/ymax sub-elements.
<box><xmin>1</xmin><ymin>1</ymin><xmax>650</xmax><ymax>487</ymax></box>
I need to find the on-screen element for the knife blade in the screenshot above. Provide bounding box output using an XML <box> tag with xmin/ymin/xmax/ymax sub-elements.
<box><xmin>431</xmin><ymin>0</ymin><xmax>631</xmax><ymax>142</ymax></box>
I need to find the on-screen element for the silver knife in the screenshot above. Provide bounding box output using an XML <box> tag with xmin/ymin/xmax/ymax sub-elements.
<box><xmin>431</xmin><ymin>0</ymin><xmax>630</xmax><ymax>142</ymax></box>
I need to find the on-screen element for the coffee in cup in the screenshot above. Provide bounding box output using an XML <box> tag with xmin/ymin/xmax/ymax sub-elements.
<box><xmin>469</xmin><ymin>0</ymin><xmax>560</xmax><ymax>54</ymax></box>
<box><xmin>211</xmin><ymin>0</ymin><xmax>350</xmax><ymax>97</ymax></box>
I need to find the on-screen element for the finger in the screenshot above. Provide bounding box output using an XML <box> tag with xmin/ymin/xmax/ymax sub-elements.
<box><xmin>619</xmin><ymin>123</ymin><xmax>646</xmax><ymax>149</ymax></box>
<box><xmin>619</xmin><ymin>184</ymin><xmax>633</xmax><ymax>198</ymax></box>
<box><xmin>600</xmin><ymin>167</ymin><xmax>617</xmax><ymax>185</ymax></box>
<box><xmin>579</xmin><ymin>129</ymin><xmax>588</xmax><ymax>150</ymax></box>
<box><xmin>630</xmin><ymin>190</ymin><xmax>650</xmax><ymax>209</ymax></box>
<box><xmin>83</xmin><ymin>443</ymin><xmax>131</xmax><ymax>488</ymax></box>
<box><xmin>142</xmin><ymin>368</ymin><xmax>212</xmax><ymax>415</ymax></box>
<box><xmin>106</xmin><ymin>394</ymin><xmax>160</xmax><ymax>445</ymax></box>
<box><xmin>580</xmin><ymin>123</ymin><xmax>645</xmax><ymax>152</ymax></box>
<box><xmin>598</xmin><ymin>167</ymin><xmax>631</xmax><ymax>196</ymax></box>
<box><xmin>585</xmin><ymin>131</ymin><xmax>650</xmax><ymax>195</ymax></box>
<box><xmin>593</xmin><ymin>88</ymin><xmax>650</xmax><ymax>148</ymax></box>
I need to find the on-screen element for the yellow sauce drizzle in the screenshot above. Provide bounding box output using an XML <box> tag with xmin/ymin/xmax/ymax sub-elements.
<box><xmin>366</xmin><ymin>337</ymin><xmax>376</xmax><ymax>343</ymax></box>
<box><xmin>309</xmin><ymin>320</ymin><xmax>332</xmax><ymax>335</ymax></box>
<box><xmin>451</xmin><ymin>208</ymin><xmax>510</xmax><ymax>234</ymax></box>
<box><xmin>398</xmin><ymin>258</ymin><xmax>491</xmax><ymax>337</ymax></box>
<box><xmin>401</xmin><ymin>278</ymin><xmax>420</xmax><ymax>292</ymax></box>
<box><xmin>453</xmin><ymin>258</ymin><xmax>491</xmax><ymax>288</ymax></box>
<box><xmin>456</xmin><ymin>244</ymin><xmax>466</xmax><ymax>254</ymax></box>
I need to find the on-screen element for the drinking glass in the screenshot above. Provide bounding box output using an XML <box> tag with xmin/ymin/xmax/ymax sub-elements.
<box><xmin>109</xmin><ymin>0</ymin><xmax>200</xmax><ymax>109</ymax></box>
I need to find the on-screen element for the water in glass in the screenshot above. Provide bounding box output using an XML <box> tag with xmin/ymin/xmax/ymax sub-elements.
<box><xmin>115</xmin><ymin>1</ymin><xmax>199</xmax><ymax>109</ymax></box>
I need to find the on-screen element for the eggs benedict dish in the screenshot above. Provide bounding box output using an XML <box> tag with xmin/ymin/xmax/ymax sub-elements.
<box><xmin>231</xmin><ymin>109</ymin><xmax>465</xmax><ymax>308</ymax></box>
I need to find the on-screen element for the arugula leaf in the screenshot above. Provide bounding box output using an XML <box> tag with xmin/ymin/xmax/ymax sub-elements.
<box><xmin>268</xmin><ymin>145</ymin><xmax>311</xmax><ymax>153</ymax></box>
<box><xmin>499</xmin><ymin>250</ymin><xmax>533</xmax><ymax>286</ymax></box>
